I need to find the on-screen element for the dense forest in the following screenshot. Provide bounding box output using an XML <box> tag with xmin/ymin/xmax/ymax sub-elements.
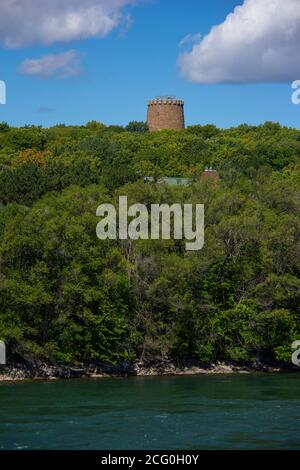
<box><xmin>0</xmin><ymin>120</ymin><xmax>299</xmax><ymax>367</ymax></box>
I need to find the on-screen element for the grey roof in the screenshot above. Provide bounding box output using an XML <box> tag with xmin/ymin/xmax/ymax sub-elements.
<box><xmin>144</xmin><ymin>177</ymin><xmax>192</xmax><ymax>186</ymax></box>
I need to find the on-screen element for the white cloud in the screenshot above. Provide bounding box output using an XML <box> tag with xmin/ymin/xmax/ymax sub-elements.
<box><xmin>18</xmin><ymin>51</ymin><xmax>83</xmax><ymax>78</ymax></box>
<box><xmin>0</xmin><ymin>0</ymin><xmax>137</xmax><ymax>48</ymax></box>
<box><xmin>178</xmin><ymin>33</ymin><xmax>202</xmax><ymax>49</ymax></box>
<box><xmin>179</xmin><ymin>0</ymin><xmax>300</xmax><ymax>84</ymax></box>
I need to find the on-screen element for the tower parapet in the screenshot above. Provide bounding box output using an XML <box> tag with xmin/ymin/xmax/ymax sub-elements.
<box><xmin>147</xmin><ymin>96</ymin><xmax>185</xmax><ymax>131</ymax></box>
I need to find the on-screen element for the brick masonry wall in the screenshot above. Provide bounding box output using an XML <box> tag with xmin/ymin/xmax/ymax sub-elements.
<box><xmin>201</xmin><ymin>170</ymin><xmax>220</xmax><ymax>181</ymax></box>
<box><xmin>147</xmin><ymin>99</ymin><xmax>185</xmax><ymax>131</ymax></box>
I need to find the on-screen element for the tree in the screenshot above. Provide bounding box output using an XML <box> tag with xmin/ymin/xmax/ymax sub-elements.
<box><xmin>126</xmin><ymin>121</ymin><xmax>149</xmax><ymax>133</ymax></box>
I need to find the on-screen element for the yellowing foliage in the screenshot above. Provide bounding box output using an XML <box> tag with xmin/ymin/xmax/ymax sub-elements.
<box><xmin>12</xmin><ymin>149</ymin><xmax>52</xmax><ymax>167</ymax></box>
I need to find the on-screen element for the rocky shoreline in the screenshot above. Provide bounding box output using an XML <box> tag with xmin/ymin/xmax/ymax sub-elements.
<box><xmin>0</xmin><ymin>358</ymin><xmax>284</xmax><ymax>382</ymax></box>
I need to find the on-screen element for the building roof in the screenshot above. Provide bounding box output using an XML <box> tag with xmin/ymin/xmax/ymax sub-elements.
<box><xmin>144</xmin><ymin>177</ymin><xmax>192</xmax><ymax>186</ymax></box>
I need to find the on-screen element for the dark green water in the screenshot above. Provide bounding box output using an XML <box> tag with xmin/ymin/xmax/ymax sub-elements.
<box><xmin>0</xmin><ymin>374</ymin><xmax>300</xmax><ymax>450</ymax></box>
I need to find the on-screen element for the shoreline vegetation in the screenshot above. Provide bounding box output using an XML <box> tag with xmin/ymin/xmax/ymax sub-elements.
<box><xmin>0</xmin><ymin>359</ymin><xmax>293</xmax><ymax>382</ymax></box>
<box><xmin>0</xmin><ymin>122</ymin><xmax>299</xmax><ymax>377</ymax></box>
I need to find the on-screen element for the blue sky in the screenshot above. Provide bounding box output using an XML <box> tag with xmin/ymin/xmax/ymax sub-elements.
<box><xmin>0</xmin><ymin>0</ymin><xmax>299</xmax><ymax>128</ymax></box>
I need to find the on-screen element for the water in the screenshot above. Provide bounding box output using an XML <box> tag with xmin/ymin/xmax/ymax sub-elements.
<box><xmin>0</xmin><ymin>373</ymin><xmax>300</xmax><ymax>450</ymax></box>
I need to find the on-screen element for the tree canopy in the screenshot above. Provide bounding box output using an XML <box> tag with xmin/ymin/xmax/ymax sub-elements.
<box><xmin>0</xmin><ymin>121</ymin><xmax>299</xmax><ymax>366</ymax></box>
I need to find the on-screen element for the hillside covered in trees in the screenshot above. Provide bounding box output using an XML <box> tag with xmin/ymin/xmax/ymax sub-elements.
<box><xmin>0</xmin><ymin>120</ymin><xmax>299</xmax><ymax>368</ymax></box>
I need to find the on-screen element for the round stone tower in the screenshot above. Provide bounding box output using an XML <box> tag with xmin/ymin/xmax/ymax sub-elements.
<box><xmin>147</xmin><ymin>97</ymin><xmax>185</xmax><ymax>132</ymax></box>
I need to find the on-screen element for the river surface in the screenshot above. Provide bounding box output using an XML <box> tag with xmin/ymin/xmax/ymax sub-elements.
<box><xmin>0</xmin><ymin>373</ymin><xmax>300</xmax><ymax>449</ymax></box>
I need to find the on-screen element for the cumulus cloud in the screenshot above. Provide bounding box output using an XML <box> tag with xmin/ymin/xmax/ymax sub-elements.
<box><xmin>178</xmin><ymin>33</ymin><xmax>202</xmax><ymax>49</ymax></box>
<box><xmin>0</xmin><ymin>0</ymin><xmax>136</xmax><ymax>48</ymax></box>
<box><xmin>179</xmin><ymin>0</ymin><xmax>300</xmax><ymax>83</ymax></box>
<box><xmin>18</xmin><ymin>51</ymin><xmax>83</xmax><ymax>78</ymax></box>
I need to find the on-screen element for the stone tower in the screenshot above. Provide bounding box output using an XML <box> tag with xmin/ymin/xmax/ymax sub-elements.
<box><xmin>147</xmin><ymin>97</ymin><xmax>185</xmax><ymax>132</ymax></box>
